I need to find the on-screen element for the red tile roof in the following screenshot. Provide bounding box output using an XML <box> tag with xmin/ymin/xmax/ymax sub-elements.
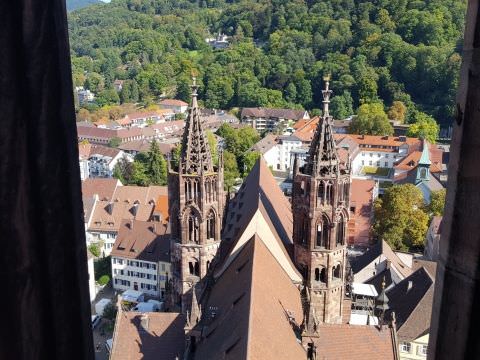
<box><xmin>159</xmin><ymin>99</ymin><xmax>188</xmax><ymax>107</ymax></box>
<box><xmin>195</xmin><ymin>235</ymin><xmax>305</xmax><ymax>360</ymax></box>
<box><xmin>111</xmin><ymin>312</ymin><xmax>185</xmax><ymax>360</ymax></box>
<box><xmin>311</xmin><ymin>323</ymin><xmax>397</xmax><ymax>360</ymax></box>
<box><xmin>81</xmin><ymin>178</ymin><xmax>121</xmax><ymax>201</ymax></box>
<box><xmin>111</xmin><ymin>220</ymin><xmax>170</xmax><ymax>263</ymax></box>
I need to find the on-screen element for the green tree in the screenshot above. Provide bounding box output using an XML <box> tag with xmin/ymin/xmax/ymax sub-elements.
<box><xmin>428</xmin><ymin>189</ymin><xmax>446</xmax><ymax>216</ymax></box>
<box><xmin>373</xmin><ymin>184</ymin><xmax>429</xmax><ymax>251</ymax></box>
<box><xmin>146</xmin><ymin>139</ymin><xmax>167</xmax><ymax>185</ymax></box>
<box><xmin>223</xmin><ymin>150</ymin><xmax>240</xmax><ymax>190</ymax></box>
<box><xmin>96</xmin><ymin>88</ymin><xmax>120</xmax><ymax>107</ymax></box>
<box><xmin>113</xmin><ymin>155</ymin><xmax>133</xmax><ymax>184</ymax></box>
<box><xmin>108</xmin><ymin>137</ymin><xmax>121</xmax><ymax>148</ymax></box>
<box><xmin>349</xmin><ymin>103</ymin><xmax>393</xmax><ymax>136</ymax></box>
<box><xmin>387</xmin><ymin>101</ymin><xmax>407</xmax><ymax>123</ymax></box>
<box><xmin>206</xmin><ymin>131</ymin><xmax>218</xmax><ymax>165</ymax></box>
<box><xmin>242</xmin><ymin>151</ymin><xmax>261</xmax><ymax>176</ymax></box>
<box><xmin>330</xmin><ymin>91</ymin><xmax>354</xmax><ymax>119</ymax></box>
<box><xmin>407</xmin><ymin>112</ymin><xmax>439</xmax><ymax>143</ymax></box>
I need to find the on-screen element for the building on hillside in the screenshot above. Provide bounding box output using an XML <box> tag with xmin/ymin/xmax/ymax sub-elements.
<box><xmin>205</xmin><ymin>32</ymin><xmax>229</xmax><ymax>49</ymax></box>
<box><xmin>424</xmin><ymin>216</ymin><xmax>442</xmax><ymax>261</ymax></box>
<box><xmin>113</xmin><ymin>79</ymin><xmax>124</xmax><ymax>92</ymax></box>
<box><xmin>116</xmin><ymin>110</ymin><xmax>174</xmax><ymax>128</ymax></box>
<box><xmin>159</xmin><ymin>99</ymin><xmax>189</xmax><ymax>114</ymax></box>
<box><xmin>111</xmin><ymin>220</ymin><xmax>170</xmax><ymax>299</ymax></box>
<box><xmin>241</xmin><ymin>107</ymin><xmax>309</xmax><ymax>132</ymax></box>
<box><xmin>78</xmin><ymin>143</ymin><xmax>130</xmax><ymax>178</ymax></box>
<box><xmin>167</xmin><ymin>78</ymin><xmax>225</xmax><ymax>312</ymax></box>
<box><xmin>77</xmin><ymin>125</ymin><xmax>145</xmax><ymax>145</ymax></box>
<box><xmin>386</xmin><ymin>265</ymin><xmax>436</xmax><ymax>359</ymax></box>
<box><xmin>76</xmin><ymin>86</ymin><xmax>95</xmax><ymax>104</ymax></box>
<box><xmin>118</xmin><ymin>139</ymin><xmax>175</xmax><ymax>157</ymax></box>
<box><xmin>150</xmin><ymin>120</ymin><xmax>185</xmax><ymax>140</ymax></box>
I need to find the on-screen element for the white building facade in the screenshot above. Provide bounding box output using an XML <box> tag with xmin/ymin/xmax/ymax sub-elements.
<box><xmin>111</xmin><ymin>256</ymin><xmax>170</xmax><ymax>299</ymax></box>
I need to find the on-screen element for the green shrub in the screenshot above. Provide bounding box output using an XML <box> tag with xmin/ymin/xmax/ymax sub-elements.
<box><xmin>88</xmin><ymin>243</ymin><xmax>100</xmax><ymax>257</ymax></box>
<box><xmin>98</xmin><ymin>275</ymin><xmax>110</xmax><ymax>286</ymax></box>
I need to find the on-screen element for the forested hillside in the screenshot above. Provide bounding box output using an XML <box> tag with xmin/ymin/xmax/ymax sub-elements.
<box><xmin>66</xmin><ymin>0</ymin><xmax>102</xmax><ymax>11</ymax></box>
<box><xmin>69</xmin><ymin>0</ymin><xmax>467</xmax><ymax>126</ymax></box>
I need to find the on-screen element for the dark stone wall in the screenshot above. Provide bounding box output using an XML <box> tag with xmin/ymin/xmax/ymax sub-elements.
<box><xmin>0</xmin><ymin>1</ymin><xmax>94</xmax><ymax>359</ymax></box>
<box><xmin>428</xmin><ymin>1</ymin><xmax>480</xmax><ymax>358</ymax></box>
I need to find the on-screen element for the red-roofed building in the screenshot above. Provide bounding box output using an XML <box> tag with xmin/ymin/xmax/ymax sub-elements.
<box><xmin>159</xmin><ymin>99</ymin><xmax>189</xmax><ymax>113</ymax></box>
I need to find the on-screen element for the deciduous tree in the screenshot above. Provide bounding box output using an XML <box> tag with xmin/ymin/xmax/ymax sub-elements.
<box><xmin>373</xmin><ymin>184</ymin><xmax>429</xmax><ymax>251</ymax></box>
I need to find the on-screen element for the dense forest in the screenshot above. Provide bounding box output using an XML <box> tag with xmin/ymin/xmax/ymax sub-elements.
<box><xmin>68</xmin><ymin>0</ymin><xmax>467</xmax><ymax>127</ymax></box>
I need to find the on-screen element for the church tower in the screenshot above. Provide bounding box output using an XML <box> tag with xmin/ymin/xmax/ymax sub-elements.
<box><xmin>292</xmin><ymin>78</ymin><xmax>351</xmax><ymax>328</ymax></box>
<box><xmin>168</xmin><ymin>77</ymin><xmax>225</xmax><ymax>311</ymax></box>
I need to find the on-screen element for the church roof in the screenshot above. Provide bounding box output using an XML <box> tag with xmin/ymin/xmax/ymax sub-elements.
<box><xmin>194</xmin><ymin>235</ymin><xmax>305</xmax><ymax>360</ymax></box>
<box><xmin>214</xmin><ymin>157</ymin><xmax>301</xmax><ymax>283</ymax></box>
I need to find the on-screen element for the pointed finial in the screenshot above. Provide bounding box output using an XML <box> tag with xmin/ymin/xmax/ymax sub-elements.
<box><xmin>322</xmin><ymin>74</ymin><xmax>332</xmax><ymax>118</ymax></box>
<box><xmin>191</xmin><ymin>75</ymin><xmax>198</xmax><ymax>98</ymax></box>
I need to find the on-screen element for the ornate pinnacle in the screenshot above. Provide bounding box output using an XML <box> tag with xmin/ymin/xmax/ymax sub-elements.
<box><xmin>322</xmin><ymin>75</ymin><xmax>332</xmax><ymax>118</ymax></box>
<box><xmin>191</xmin><ymin>76</ymin><xmax>198</xmax><ymax>97</ymax></box>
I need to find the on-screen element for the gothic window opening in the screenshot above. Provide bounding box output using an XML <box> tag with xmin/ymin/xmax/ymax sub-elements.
<box><xmin>318</xmin><ymin>181</ymin><xmax>325</xmax><ymax>205</ymax></box>
<box><xmin>302</xmin><ymin>218</ymin><xmax>309</xmax><ymax>245</ymax></box>
<box><xmin>206</xmin><ymin>261</ymin><xmax>210</xmax><ymax>270</ymax></box>
<box><xmin>194</xmin><ymin>261</ymin><xmax>200</xmax><ymax>276</ymax></box>
<box><xmin>189</xmin><ymin>262</ymin><xmax>194</xmax><ymax>275</ymax></box>
<box><xmin>338</xmin><ymin>182</ymin><xmax>344</xmax><ymax>202</ymax></box>
<box><xmin>188</xmin><ymin>214</ymin><xmax>199</xmax><ymax>244</ymax></box>
<box><xmin>206</xmin><ymin>211</ymin><xmax>215</xmax><ymax>240</ymax></box>
<box><xmin>325</xmin><ymin>182</ymin><xmax>334</xmax><ymax>205</ymax></box>
<box><xmin>322</xmin><ymin>215</ymin><xmax>329</xmax><ymax>248</ymax></box>
<box><xmin>315</xmin><ymin>268</ymin><xmax>320</xmax><ymax>281</ymax></box>
<box><xmin>316</xmin><ymin>223</ymin><xmax>323</xmax><ymax>247</ymax></box>
<box><xmin>320</xmin><ymin>268</ymin><xmax>327</xmax><ymax>283</ymax></box>
<box><xmin>333</xmin><ymin>264</ymin><xmax>341</xmax><ymax>279</ymax></box>
<box><xmin>301</xmin><ymin>181</ymin><xmax>305</xmax><ymax>196</ymax></box>
<box><xmin>336</xmin><ymin>216</ymin><xmax>345</xmax><ymax>246</ymax></box>
<box><xmin>343</xmin><ymin>181</ymin><xmax>349</xmax><ymax>201</ymax></box>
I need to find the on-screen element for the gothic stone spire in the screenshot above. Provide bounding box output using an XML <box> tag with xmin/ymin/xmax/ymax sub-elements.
<box><xmin>180</xmin><ymin>77</ymin><xmax>214</xmax><ymax>174</ymax></box>
<box><xmin>305</xmin><ymin>76</ymin><xmax>340</xmax><ymax>177</ymax></box>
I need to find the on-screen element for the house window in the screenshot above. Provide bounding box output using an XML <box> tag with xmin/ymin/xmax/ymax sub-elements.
<box><xmin>376</xmin><ymin>161</ymin><xmax>380</xmax><ymax>166</ymax></box>
<box><xmin>369</xmin><ymin>161</ymin><xmax>372</xmax><ymax>165</ymax></box>
<box><xmin>417</xmin><ymin>345</ymin><xmax>427</xmax><ymax>356</ymax></box>
<box><xmin>400</xmin><ymin>342</ymin><xmax>411</xmax><ymax>353</ymax></box>
<box><xmin>384</xmin><ymin>162</ymin><xmax>388</xmax><ymax>167</ymax></box>
<box><xmin>386</xmin><ymin>154</ymin><xmax>389</xmax><ymax>158</ymax></box>
<box><xmin>361</xmin><ymin>160</ymin><xmax>364</xmax><ymax>165</ymax></box>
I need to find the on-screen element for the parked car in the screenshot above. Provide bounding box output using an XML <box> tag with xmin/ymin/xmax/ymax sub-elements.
<box><xmin>91</xmin><ymin>315</ymin><xmax>101</xmax><ymax>329</ymax></box>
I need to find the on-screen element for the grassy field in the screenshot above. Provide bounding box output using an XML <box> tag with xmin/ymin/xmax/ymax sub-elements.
<box><xmin>362</xmin><ymin>166</ymin><xmax>390</xmax><ymax>177</ymax></box>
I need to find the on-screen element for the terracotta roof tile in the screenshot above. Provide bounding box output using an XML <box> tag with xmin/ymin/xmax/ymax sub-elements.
<box><xmin>311</xmin><ymin>323</ymin><xmax>397</xmax><ymax>359</ymax></box>
<box><xmin>111</xmin><ymin>312</ymin><xmax>185</xmax><ymax>360</ymax></box>
<box><xmin>195</xmin><ymin>235</ymin><xmax>305</xmax><ymax>360</ymax></box>
<box><xmin>349</xmin><ymin>179</ymin><xmax>375</xmax><ymax>247</ymax></box>
<box><xmin>159</xmin><ymin>99</ymin><xmax>189</xmax><ymax>106</ymax></box>
<box><xmin>111</xmin><ymin>220</ymin><xmax>170</xmax><ymax>262</ymax></box>
<box><xmin>81</xmin><ymin>178</ymin><xmax>121</xmax><ymax>201</ymax></box>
